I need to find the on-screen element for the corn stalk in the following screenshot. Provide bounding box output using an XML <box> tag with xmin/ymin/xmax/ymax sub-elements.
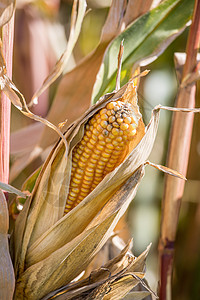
<box><xmin>159</xmin><ymin>0</ymin><xmax>200</xmax><ymax>299</ymax></box>
<box><xmin>0</xmin><ymin>11</ymin><xmax>14</xmax><ymax>187</ymax></box>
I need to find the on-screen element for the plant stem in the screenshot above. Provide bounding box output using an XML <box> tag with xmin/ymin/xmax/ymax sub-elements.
<box><xmin>159</xmin><ymin>0</ymin><xmax>200</xmax><ymax>299</ymax></box>
<box><xmin>0</xmin><ymin>16</ymin><xmax>15</xmax><ymax>188</ymax></box>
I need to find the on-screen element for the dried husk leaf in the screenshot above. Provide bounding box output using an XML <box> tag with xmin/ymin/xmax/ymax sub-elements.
<box><xmin>26</xmin><ymin>165</ymin><xmax>144</xmax><ymax>267</ymax></box>
<box><xmin>15</xmin><ymin>211</ymin><xmax>119</xmax><ymax>299</ymax></box>
<box><xmin>13</xmin><ymin>80</ymin><xmax>159</xmax><ymax>266</ymax></box>
<box><xmin>15</xmin><ymin>166</ymin><xmax>145</xmax><ymax>299</ymax></box>
<box><xmin>0</xmin><ymin>190</ymin><xmax>15</xmax><ymax>300</ymax></box>
<box><xmin>123</xmin><ymin>291</ymin><xmax>151</xmax><ymax>300</ymax></box>
<box><xmin>30</xmin><ymin>0</ymin><xmax>87</xmax><ymax>106</ymax></box>
<box><xmin>42</xmin><ymin>241</ymin><xmax>152</xmax><ymax>300</ymax></box>
<box><xmin>13</xmin><ymin>77</ymin><xmax>160</xmax><ymax>299</ymax></box>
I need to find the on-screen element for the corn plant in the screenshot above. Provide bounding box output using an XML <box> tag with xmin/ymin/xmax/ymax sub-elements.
<box><xmin>0</xmin><ymin>0</ymin><xmax>199</xmax><ymax>299</ymax></box>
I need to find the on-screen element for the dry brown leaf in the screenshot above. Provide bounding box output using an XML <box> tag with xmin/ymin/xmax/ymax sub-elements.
<box><xmin>42</xmin><ymin>242</ymin><xmax>152</xmax><ymax>300</ymax></box>
<box><xmin>30</xmin><ymin>0</ymin><xmax>87</xmax><ymax>107</ymax></box>
<box><xmin>0</xmin><ymin>190</ymin><xmax>15</xmax><ymax>300</ymax></box>
<box><xmin>145</xmin><ymin>161</ymin><xmax>187</xmax><ymax>180</ymax></box>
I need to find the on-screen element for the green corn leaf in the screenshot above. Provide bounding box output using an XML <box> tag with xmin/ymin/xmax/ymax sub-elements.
<box><xmin>92</xmin><ymin>0</ymin><xmax>194</xmax><ymax>103</ymax></box>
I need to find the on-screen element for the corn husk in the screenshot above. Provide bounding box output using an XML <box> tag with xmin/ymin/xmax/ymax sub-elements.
<box><xmin>13</xmin><ymin>77</ymin><xmax>161</xmax><ymax>299</ymax></box>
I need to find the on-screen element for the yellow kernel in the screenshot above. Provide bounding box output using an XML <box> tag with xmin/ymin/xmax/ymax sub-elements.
<box><xmin>87</xmin><ymin>142</ymin><xmax>94</xmax><ymax>149</ymax></box>
<box><xmin>93</xmin><ymin>180</ymin><xmax>101</xmax><ymax>185</ymax></box>
<box><xmin>100</xmin><ymin>108</ymin><xmax>107</xmax><ymax>115</ymax></box>
<box><xmin>81</xmin><ymin>140</ymin><xmax>86</xmax><ymax>145</ymax></box>
<box><xmin>99</xmin><ymin>134</ymin><xmax>104</xmax><ymax>140</ymax></box>
<box><xmin>73</xmin><ymin>157</ymin><xmax>78</xmax><ymax>163</ymax></box>
<box><xmin>120</xmin><ymin>123</ymin><xmax>129</xmax><ymax>130</ymax></box>
<box><xmin>101</xmin><ymin>121</ymin><xmax>108</xmax><ymax>128</ymax></box>
<box><xmin>68</xmin><ymin>195</ymin><xmax>75</xmax><ymax>201</ymax></box>
<box><xmin>90</xmin><ymin>118</ymin><xmax>96</xmax><ymax>125</ymax></box>
<box><xmin>92</xmin><ymin>134</ymin><xmax>98</xmax><ymax>140</ymax></box>
<box><xmin>94</xmin><ymin>148</ymin><xmax>101</xmax><ymax>155</ymax></box>
<box><xmin>107</xmin><ymin>124</ymin><xmax>112</xmax><ymax>131</ymax></box>
<box><xmin>80</xmin><ymin>156</ymin><xmax>87</xmax><ymax>163</ymax></box>
<box><xmin>83</xmin><ymin>135</ymin><xmax>89</xmax><ymax>142</ymax></box>
<box><xmin>106</xmin><ymin>163</ymin><xmax>114</xmax><ymax>168</ymax></box>
<box><xmin>82</xmin><ymin>183</ymin><xmax>89</xmax><ymax>189</ymax></box>
<box><xmin>95</xmin><ymin>168</ymin><xmax>103</xmax><ymax>173</ymax></box>
<box><xmin>72</xmin><ymin>177</ymin><xmax>81</xmax><ymax>184</ymax></box>
<box><xmin>71</xmin><ymin>187</ymin><xmax>79</xmax><ymax>193</ymax></box>
<box><xmin>98</xmin><ymin>161</ymin><xmax>105</xmax><ymax>166</ymax></box>
<box><xmin>115</xmin><ymin>146</ymin><xmax>123</xmax><ymax>151</ymax></box>
<box><xmin>84</xmin><ymin>175</ymin><xmax>93</xmax><ymax>181</ymax></box>
<box><xmin>74</xmin><ymin>173</ymin><xmax>82</xmax><ymax>180</ymax></box>
<box><xmin>85</xmin><ymin>147</ymin><xmax>92</xmax><ymax>154</ymax></box>
<box><xmin>83</xmin><ymin>152</ymin><xmax>90</xmax><ymax>159</ymax></box>
<box><xmin>77</xmin><ymin>148</ymin><xmax>82</xmax><ymax>155</ymax></box>
<box><xmin>105</xmin><ymin>148</ymin><xmax>112</xmax><ymax>153</ymax></box>
<box><xmin>81</xmin><ymin>187</ymin><xmax>90</xmax><ymax>193</ymax></box>
<box><xmin>95</xmin><ymin>173</ymin><xmax>103</xmax><ymax>178</ymax></box>
<box><xmin>71</xmin><ymin>182</ymin><xmax>78</xmax><ymax>187</ymax></box>
<box><xmin>112</xmin><ymin>140</ymin><xmax>119</xmax><ymax>146</ymax></box>
<box><xmin>107</xmin><ymin>110</ymin><xmax>112</xmax><ymax>116</ymax></box>
<box><xmin>129</xmin><ymin>123</ymin><xmax>137</xmax><ymax>131</ymax></box>
<box><xmin>113</xmin><ymin>122</ymin><xmax>119</xmax><ymax>128</ymax></box>
<box><xmin>97</xmin><ymin>144</ymin><xmax>104</xmax><ymax>151</ymax></box>
<box><xmin>86</xmin><ymin>131</ymin><xmax>92</xmax><ymax>138</ymax></box>
<box><xmin>88</xmin><ymin>162</ymin><xmax>96</xmax><ymax>168</ymax></box>
<box><xmin>124</xmin><ymin>117</ymin><xmax>132</xmax><ymax>124</ymax></box>
<box><xmin>99</xmin><ymin>140</ymin><xmax>106</xmax><ymax>146</ymax></box>
<box><xmin>97</xmin><ymin>124</ymin><xmax>103</xmax><ymax>132</ymax></box>
<box><xmin>116</xmin><ymin>136</ymin><xmax>123</xmax><ymax>142</ymax></box>
<box><xmin>101</xmin><ymin>113</ymin><xmax>108</xmax><ymax>120</ymax></box>
<box><xmin>77</xmin><ymin>168</ymin><xmax>84</xmax><ymax>174</ymax></box>
<box><xmin>92</xmin><ymin>153</ymin><xmax>99</xmax><ymax>160</ymax></box>
<box><xmin>105</xmin><ymin>137</ymin><xmax>111</xmax><ymax>143</ymax></box>
<box><xmin>117</xmin><ymin>118</ymin><xmax>123</xmax><ymax>124</ymax></box>
<box><xmin>93</xmin><ymin>128</ymin><xmax>99</xmax><ymax>135</ymax></box>
<box><xmin>78</xmin><ymin>161</ymin><xmax>85</xmax><ymax>168</ymax></box>
<box><xmin>90</xmin><ymin>139</ymin><xmax>96</xmax><ymax>145</ymax></box>
<box><xmin>128</xmin><ymin>129</ymin><xmax>137</xmax><ymax>136</ymax></box>
<box><xmin>106</xmin><ymin>143</ymin><xmax>114</xmax><ymax>149</ymax></box>
<box><xmin>109</xmin><ymin>116</ymin><xmax>115</xmax><ymax>123</ymax></box>
<box><xmin>90</xmin><ymin>158</ymin><xmax>97</xmax><ymax>164</ymax></box>
<box><xmin>102</xmin><ymin>152</ymin><xmax>110</xmax><ymax>158</ymax></box>
<box><xmin>110</xmin><ymin>158</ymin><xmax>117</xmax><ymax>163</ymax></box>
<box><xmin>74</xmin><ymin>152</ymin><xmax>80</xmax><ymax>160</ymax></box>
<box><xmin>106</xmin><ymin>102</ymin><xmax>115</xmax><ymax>110</ymax></box>
<box><xmin>80</xmin><ymin>192</ymin><xmax>88</xmax><ymax>197</ymax></box>
<box><xmin>112</xmin><ymin>128</ymin><xmax>120</xmax><ymax>136</ymax></box>
<box><xmin>70</xmin><ymin>191</ymin><xmax>77</xmax><ymax>197</ymax></box>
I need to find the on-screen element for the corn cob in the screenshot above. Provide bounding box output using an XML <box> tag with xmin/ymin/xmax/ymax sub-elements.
<box><xmin>64</xmin><ymin>100</ymin><xmax>138</xmax><ymax>214</ymax></box>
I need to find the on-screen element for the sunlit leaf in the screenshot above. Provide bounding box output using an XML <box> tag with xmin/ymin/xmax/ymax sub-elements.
<box><xmin>92</xmin><ymin>0</ymin><xmax>194</xmax><ymax>103</ymax></box>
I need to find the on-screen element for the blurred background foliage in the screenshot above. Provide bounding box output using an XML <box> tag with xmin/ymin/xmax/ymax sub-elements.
<box><xmin>10</xmin><ymin>1</ymin><xmax>200</xmax><ymax>299</ymax></box>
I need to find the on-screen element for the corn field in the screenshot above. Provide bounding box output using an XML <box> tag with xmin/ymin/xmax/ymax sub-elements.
<box><xmin>0</xmin><ymin>0</ymin><xmax>200</xmax><ymax>299</ymax></box>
